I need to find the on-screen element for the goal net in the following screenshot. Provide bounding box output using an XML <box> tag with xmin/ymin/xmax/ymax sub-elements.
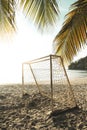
<box><xmin>22</xmin><ymin>55</ymin><xmax>76</xmax><ymax>111</ymax></box>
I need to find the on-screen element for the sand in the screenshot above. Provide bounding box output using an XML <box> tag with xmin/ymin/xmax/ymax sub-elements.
<box><xmin>0</xmin><ymin>78</ymin><xmax>87</xmax><ymax>130</ymax></box>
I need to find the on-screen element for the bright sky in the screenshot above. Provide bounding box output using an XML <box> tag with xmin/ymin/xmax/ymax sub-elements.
<box><xmin>0</xmin><ymin>0</ymin><xmax>86</xmax><ymax>84</ymax></box>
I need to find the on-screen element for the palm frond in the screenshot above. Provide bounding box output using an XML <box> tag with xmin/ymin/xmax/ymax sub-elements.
<box><xmin>20</xmin><ymin>0</ymin><xmax>59</xmax><ymax>31</ymax></box>
<box><xmin>0</xmin><ymin>0</ymin><xmax>16</xmax><ymax>34</ymax></box>
<box><xmin>53</xmin><ymin>0</ymin><xmax>87</xmax><ymax>63</ymax></box>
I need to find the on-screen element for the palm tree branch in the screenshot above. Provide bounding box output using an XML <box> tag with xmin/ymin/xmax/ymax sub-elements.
<box><xmin>53</xmin><ymin>0</ymin><xmax>87</xmax><ymax>63</ymax></box>
<box><xmin>20</xmin><ymin>0</ymin><xmax>59</xmax><ymax>31</ymax></box>
<box><xmin>0</xmin><ymin>0</ymin><xmax>16</xmax><ymax>33</ymax></box>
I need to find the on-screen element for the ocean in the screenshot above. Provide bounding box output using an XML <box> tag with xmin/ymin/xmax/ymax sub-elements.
<box><xmin>0</xmin><ymin>69</ymin><xmax>87</xmax><ymax>85</ymax></box>
<box><xmin>67</xmin><ymin>70</ymin><xmax>87</xmax><ymax>79</ymax></box>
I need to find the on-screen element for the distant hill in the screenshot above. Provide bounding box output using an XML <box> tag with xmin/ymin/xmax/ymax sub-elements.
<box><xmin>68</xmin><ymin>56</ymin><xmax>87</xmax><ymax>70</ymax></box>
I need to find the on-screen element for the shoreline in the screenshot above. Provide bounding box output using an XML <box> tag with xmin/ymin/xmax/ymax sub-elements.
<box><xmin>0</xmin><ymin>76</ymin><xmax>87</xmax><ymax>86</ymax></box>
<box><xmin>69</xmin><ymin>77</ymin><xmax>87</xmax><ymax>85</ymax></box>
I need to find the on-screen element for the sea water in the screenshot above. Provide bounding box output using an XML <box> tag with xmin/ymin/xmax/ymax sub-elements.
<box><xmin>66</xmin><ymin>70</ymin><xmax>87</xmax><ymax>79</ymax></box>
<box><xmin>0</xmin><ymin>69</ymin><xmax>87</xmax><ymax>85</ymax></box>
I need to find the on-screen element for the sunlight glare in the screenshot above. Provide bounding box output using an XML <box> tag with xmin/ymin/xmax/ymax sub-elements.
<box><xmin>0</xmin><ymin>12</ymin><xmax>54</xmax><ymax>84</ymax></box>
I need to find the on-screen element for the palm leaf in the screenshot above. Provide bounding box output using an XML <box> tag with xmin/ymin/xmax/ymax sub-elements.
<box><xmin>20</xmin><ymin>0</ymin><xmax>59</xmax><ymax>31</ymax></box>
<box><xmin>53</xmin><ymin>0</ymin><xmax>87</xmax><ymax>63</ymax></box>
<box><xmin>0</xmin><ymin>0</ymin><xmax>16</xmax><ymax>34</ymax></box>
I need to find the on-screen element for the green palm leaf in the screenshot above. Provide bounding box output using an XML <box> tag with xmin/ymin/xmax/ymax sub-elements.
<box><xmin>20</xmin><ymin>0</ymin><xmax>59</xmax><ymax>31</ymax></box>
<box><xmin>0</xmin><ymin>0</ymin><xmax>16</xmax><ymax>34</ymax></box>
<box><xmin>53</xmin><ymin>0</ymin><xmax>87</xmax><ymax>63</ymax></box>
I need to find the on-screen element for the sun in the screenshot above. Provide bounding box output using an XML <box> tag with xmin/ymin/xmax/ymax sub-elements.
<box><xmin>0</xmin><ymin>13</ymin><xmax>54</xmax><ymax>84</ymax></box>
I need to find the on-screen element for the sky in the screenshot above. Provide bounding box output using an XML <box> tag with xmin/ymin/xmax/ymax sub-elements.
<box><xmin>0</xmin><ymin>0</ymin><xmax>87</xmax><ymax>84</ymax></box>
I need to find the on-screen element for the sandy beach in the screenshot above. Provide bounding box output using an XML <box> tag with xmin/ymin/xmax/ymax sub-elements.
<box><xmin>0</xmin><ymin>77</ymin><xmax>87</xmax><ymax>130</ymax></box>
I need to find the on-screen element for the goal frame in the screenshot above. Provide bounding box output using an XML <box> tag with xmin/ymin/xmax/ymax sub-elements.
<box><xmin>22</xmin><ymin>54</ymin><xmax>76</xmax><ymax>111</ymax></box>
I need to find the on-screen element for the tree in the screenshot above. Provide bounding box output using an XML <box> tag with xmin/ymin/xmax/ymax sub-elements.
<box><xmin>0</xmin><ymin>0</ymin><xmax>16</xmax><ymax>34</ymax></box>
<box><xmin>0</xmin><ymin>0</ymin><xmax>87</xmax><ymax>63</ymax></box>
<box><xmin>53</xmin><ymin>0</ymin><xmax>87</xmax><ymax>63</ymax></box>
<box><xmin>0</xmin><ymin>0</ymin><xmax>59</xmax><ymax>33</ymax></box>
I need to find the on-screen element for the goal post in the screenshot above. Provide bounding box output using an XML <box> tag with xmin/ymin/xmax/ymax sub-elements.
<box><xmin>22</xmin><ymin>55</ymin><xmax>76</xmax><ymax>111</ymax></box>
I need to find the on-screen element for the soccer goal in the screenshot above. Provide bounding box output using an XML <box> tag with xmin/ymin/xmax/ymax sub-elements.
<box><xmin>22</xmin><ymin>55</ymin><xmax>76</xmax><ymax>111</ymax></box>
